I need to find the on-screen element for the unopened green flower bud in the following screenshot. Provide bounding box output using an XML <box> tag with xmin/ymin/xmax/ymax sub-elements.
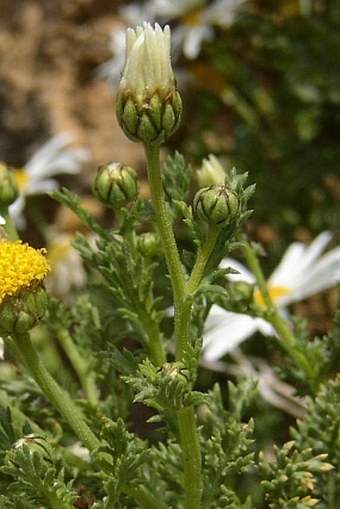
<box><xmin>197</xmin><ymin>155</ymin><xmax>226</xmax><ymax>187</ymax></box>
<box><xmin>0</xmin><ymin>163</ymin><xmax>19</xmax><ymax>206</ymax></box>
<box><xmin>116</xmin><ymin>23</ymin><xmax>182</xmax><ymax>144</ymax></box>
<box><xmin>160</xmin><ymin>362</ymin><xmax>190</xmax><ymax>383</ymax></box>
<box><xmin>0</xmin><ymin>284</ymin><xmax>48</xmax><ymax>336</ymax></box>
<box><xmin>138</xmin><ymin>232</ymin><xmax>160</xmax><ymax>258</ymax></box>
<box><xmin>93</xmin><ymin>162</ymin><xmax>139</xmax><ymax>209</ymax></box>
<box><xmin>193</xmin><ymin>184</ymin><xmax>240</xmax><ymax>226</ymax></box>
<box><xmin>12</xmin><ymin>434</ymin><xmax>54</xmax><ymax>463</ymax></box>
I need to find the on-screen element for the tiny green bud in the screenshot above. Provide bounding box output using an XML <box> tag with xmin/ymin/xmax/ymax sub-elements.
<box><xmin>116</xmin><ymin>23</ymin><xmax>182</xmax><ymax>144</ymax></box>
<box><xmin>12</xmin><ymin>434</ymin><xmax>54</xmax><ymax>463</ymax></box>
<box><xmin>93</xmin><ymin>162</ymin><xmax>139</xmax><ymax>209</ymax></box>
<box><xmin>160</xmin><ymin>362</ymin><xmax>190</xmax><ymax>383</ymax></box>
<box><xmin>0</xmin><ymin>284</ymin><xmax>48</xmax><ymax>336</ymax></box>
<box><xmin>0</xmin><ymin>162</ymin><xmax>19</xmax><ymax>206</ymax></box>
<box><xmin>193</xmin><ymin>184</ymin><xmax>240</xmax><ymax>226</ymax></box>
<box><xmin>138</xmin><ymin>232</ymin><xmax>160</xmax><ymax>258</ymax></box>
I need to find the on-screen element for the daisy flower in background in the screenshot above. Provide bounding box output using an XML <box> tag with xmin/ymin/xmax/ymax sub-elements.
<box><xmin>154</xmin><ymin>0</ymin><xmax>246</xmax><ymax>59</ymax></box>
<box><xmin>9</xmin><ymin>132</ymin><xmax>90</xmax><ymax>228</ymax></box>
<box><xmin>100</xmin><ymin>0</ymin><xmax>245</xmax><ymax>86</ymax></box>
<box><xmin>203</xmin><ymin>231</ymin><xmax>340</xmax><ymax>361</ymax></box>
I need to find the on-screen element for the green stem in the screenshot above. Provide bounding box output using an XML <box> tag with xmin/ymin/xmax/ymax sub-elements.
<box><xmin>12</xmin><ymin>332</ymin><xmax>100</xmax><ymax>452</ymax></box>
<box><xmin>57</xmin><ymin>329</ymin><xmax>99</xmax><ymax>407</ymax></box>
<box><xmin>240</xmin><ymin>237</ymin><xmax>316</xmax><ymax>381</ymax></box>
<box><xmin>145</xmin><ymin>321</ymin><xmax>166</xmax><ymax>367</ymax></box>
<box><xmin>177</xmin><ymin>406</ymin><xmax>202</xmax><ymax>509</ymax></box>
<box><xmin>143</xmin><ymin>142</ymin><xmax>188</xmax><ymax>361</ymax></box>
<box><xmin>143</xmin><ymin>142</ymin><xmax>202</xmax><ymax>508</ymax></box>
<box><xmin>187</xmin><ymin>227</ymin><xmax>220</xmax><ymax>294</ymax></box>
<box><xmin>0</xmin><ymin>206</ymin><xmax>19</xmax><ymax>241</ymax></box>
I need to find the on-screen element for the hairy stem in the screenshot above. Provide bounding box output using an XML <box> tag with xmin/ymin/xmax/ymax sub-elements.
<box><xmin>143</xmin><ymin>142</ymin><xmax>188</xmax><ymax>361</ymax></box>
<box><xmin>177</xmin><ymin>406</ymin><xmax>202</xmax><ymax>509</ymax></box>
<box><xmin>240</xmin><ymin>237</ymin><xmax>316</xmax><ymax>384</ymax></box>
<box><xmin>12</xmin><ymin>332</ymin><xmax>100</xmax><ymax>452</ymax></box>
<box><xmin>143</xmin><ymin>142</ymin><xmax>202</xmax><ymax>508</ymax></box>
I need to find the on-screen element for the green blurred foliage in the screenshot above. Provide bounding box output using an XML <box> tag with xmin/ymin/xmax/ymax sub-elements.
<box><xmin>175</xmin><ymin>0</ymin><xmax>340</xmax><ymax>234</ymax></box>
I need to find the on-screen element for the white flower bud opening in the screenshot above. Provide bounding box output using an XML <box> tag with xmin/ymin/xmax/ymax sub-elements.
<box><xmin>197</xmin><ymin>155</ymin><xmax>226</xmax><ymax>187</ymax></box>
<box><xmin>120</xmin><ymin>23</ymin><xmax>175</xmax><ymax>101</ymax></box>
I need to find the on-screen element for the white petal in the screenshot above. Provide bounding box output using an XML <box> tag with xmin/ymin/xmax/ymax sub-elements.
<box><xmin>269</xmin><ymin>232</ymin><xmax>340</xmax><ymax>305</ymax></box>
<box><xmin>9</xmin><ymin>196</ymin><xmax>25</xmax><ymax>219</ymax></box>
<box><xmin>220</xmin><ymin>257</ymin><xmax>256</xmax><ymax>284</ymax></box>
<box><xmin>285</xmin><ymin>246</ymin><xmax>340</xmax><ymax>301</ymax></box>
<box><xmin>24</xmin><ymin>133</ymin><xmax>90</xmax><ymax>180</ymax></box>
<box><xmin>182</xmin><ymin>25</ymin><xmax>212</xmax><ymax>60</ymax></box>
<box><xmin>255</xmin><ymin>317</ymin><xmax>276</xmax><ymax>336</ymax></box>
<box><xmin>24</xmin><ymin>179</ymin><xmax>59</xmax><ymax>195</ymax></box>
<box><xmin>202</xmin><ymin>306</ymin><xmax>259</xmax><ymax>361</ymax></box>
<box><xmin>204</xmin><ymin>0</ymin><xmax>245</xmax><ymax>26</ymax></box>
<box><xmin>269</xmin><ymin>231</ymin><xmax>332</xmax><ymax>290</ymax></box>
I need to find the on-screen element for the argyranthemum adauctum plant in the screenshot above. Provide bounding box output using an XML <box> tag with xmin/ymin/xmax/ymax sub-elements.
<box><xmin>1</xmin><ymin>19</ymin><xmax>338</xmax><ymax>509</ymax></box>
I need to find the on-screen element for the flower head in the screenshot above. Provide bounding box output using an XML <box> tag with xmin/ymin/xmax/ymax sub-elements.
<box><xmin>0</xmin><ymin>240</ymin><xmax>50</xmax><ymax>335</ymax></box>
<box><xmin>0</xmin><ymin>240</ymin><xmax>50</xmax><ymax>304</ymax></box>
<box><xmin>116</xmin><ymin>23</ymin><xmax>182</xmax><ymax>143</ymax></box>
<box><xmin>9</xmin><ymin>133</ymin><xmax>90</xmax><ymax>228</ymax></box>
<box><xmin>203</xmin><ymin>232</ymin><xmax>340</xmax><ymax>361</ymax></box>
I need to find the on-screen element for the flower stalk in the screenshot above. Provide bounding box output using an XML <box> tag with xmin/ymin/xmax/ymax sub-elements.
<box><xmin>144</xmin><ymin>141</ymin><xmax>203</xmax><ymax>508</ymax></box>
<box><xmin>12</xmin><ymin>332</ymin><xmax>100</xmax><ymax>452</ymax></box>
<box><xmin>240</xmin><ymin>237</ymin><xmax>317</xmax><ymax>385</ymax></box>
<box><xmin>143</xmin><ymin>142</ymin><xmax>188</xmax><ymax>361</ymax></box>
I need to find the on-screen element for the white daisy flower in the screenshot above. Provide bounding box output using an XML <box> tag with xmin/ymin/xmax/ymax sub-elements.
<box><xmin>0</xmin><ymin>215</ymin><xmax>5</xmax><ymax>226</ymax></box>
<box><xmin>154</xmin><ymin>0</ymin><xmax>245</xmax><ymax>59</ymax></box>
<box><xmin>9</xmin><ymin>132</ymin><xmax>90</xmax><ymax>228</ymax></box>
<box><xmin>203</xmin><ymin>231</ymin><xmax>340</xmax><ymax>361</ymax></box>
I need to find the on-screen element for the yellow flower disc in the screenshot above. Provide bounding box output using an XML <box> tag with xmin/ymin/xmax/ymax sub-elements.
<box><xmin>0</xmin><ymin>240</ymin><xmax>50</xmax><ymax>304</ymax></box>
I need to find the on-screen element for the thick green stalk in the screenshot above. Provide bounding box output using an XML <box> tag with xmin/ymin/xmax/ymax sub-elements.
<box><xmin>240</xmin><ymin>238</ymin><xmax>316</xmax><ymax>382</ymax></box>
<box><xmin>177</xmin><ymin>406</ymin><xmax>202</xmax><ymax>509</ymax></box>
<box><xmin>145</xmin><ymin>320</ymin><xmax>166</xmax><ymax>367</ymax></box>
<box><xmin>143</xmin><ymin>142</ymin><xmax>202</xmax><ymax>508</ymax></box>
<box><xmin>143</xmin><ymin>142</ymin><xmax>188</xmax><ymax>361</ymax></box>
<box><xmin>12</xmin><ymin>332</ymin><xmax>100</xmax><ymax>452</ymax></box>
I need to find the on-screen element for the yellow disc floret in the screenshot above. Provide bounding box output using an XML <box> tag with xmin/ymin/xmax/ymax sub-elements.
<box><xmin>0</xmin><ymin>240</ymin><xmax>50</xmax><ymax>304</ymax></box>
<box><xmin>254</xmin><ymin>285</ymin><xmax>292</xmax><ymax>309</ymax></box>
